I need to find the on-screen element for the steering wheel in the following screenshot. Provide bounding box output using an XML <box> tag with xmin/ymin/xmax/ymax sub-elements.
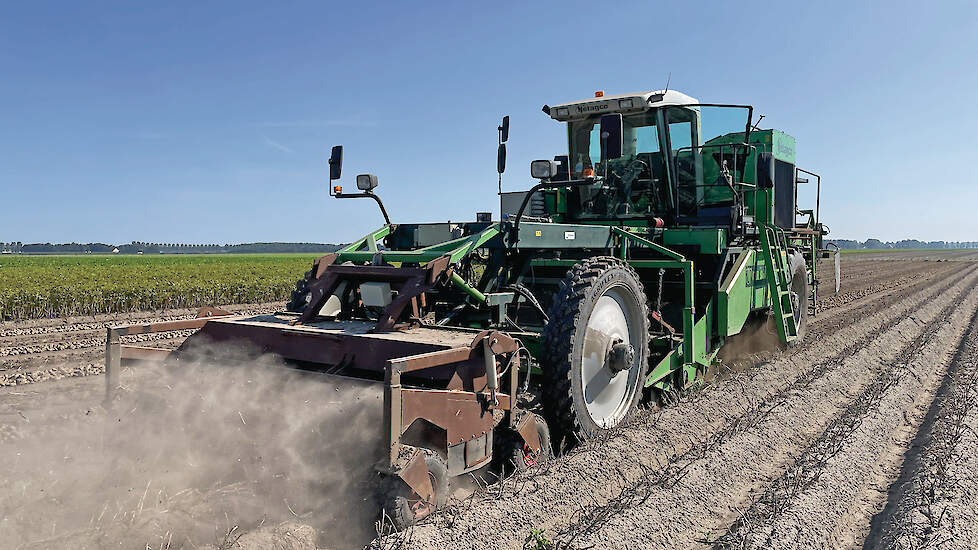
<box><xmin>612</xmin><ymin>157</ymin><xmax>648</xmax><ymax>206</ymax></box>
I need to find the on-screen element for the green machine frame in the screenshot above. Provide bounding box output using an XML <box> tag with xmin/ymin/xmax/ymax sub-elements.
<box><xmin>319</xmin><ymin>108</ymin><xmax>830</xmax><ymax>395</ymax></box>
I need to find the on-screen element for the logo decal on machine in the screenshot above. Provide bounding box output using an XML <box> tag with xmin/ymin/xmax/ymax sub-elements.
<box><xmin>575</xmin><ymin>103</ymin><xmax>609</xmax><ymax>114</ymax></box>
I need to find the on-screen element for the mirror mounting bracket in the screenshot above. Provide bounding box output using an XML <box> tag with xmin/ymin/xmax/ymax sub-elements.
<box><xmin>334</xmin><ymin>191</ymin><xmax>392</xmax><ymax>225</ymax></box>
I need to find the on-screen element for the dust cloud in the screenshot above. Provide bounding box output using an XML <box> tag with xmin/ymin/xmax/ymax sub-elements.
<box><xmin>716</xmin><ymin>315</ymin><xmax>784</xmax><ymax>374</ymax></box>
<box><xmin>0</xmin><ymin>342</ymin><xmax>385</xmax><ymax>550</ymax></box>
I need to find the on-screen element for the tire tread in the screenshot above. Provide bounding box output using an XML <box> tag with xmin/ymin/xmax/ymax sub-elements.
<box><xmin>540</xmin><ymin>257</ymin><xmax>650</xmax><ymax>443</ymax></box>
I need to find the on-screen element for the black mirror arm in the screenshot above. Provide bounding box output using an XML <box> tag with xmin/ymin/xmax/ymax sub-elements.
<box><xmin>335</xmin><ymin>192</ymin><xmax>392</xmax><ymax>225</ymax></box>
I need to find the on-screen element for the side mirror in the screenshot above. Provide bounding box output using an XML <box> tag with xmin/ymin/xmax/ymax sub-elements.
<box><xmin>499</xmin><ymin>115</ymin><xmax>510</xmax><ymax>143</ymax></box>
<box><xmin>328</xmin><ymin>145</ymin><xmax>343</xmax><ymax>181</ymax></box>
<box><xmin>497</xmin><ymin>143</ymin><xmax>507</xmax><ymax>174</ymax></box>
<box><xmin>530</xmin><ymin>159</ymin><xmax>557</xmax><ymax>180</ymax></box>
<box><xmin>356</xmin><ymin>174</ymin><xmax>379</xmax><ymax>191</ymax></box>
<box><xmin>600</xmin><ymin>113</ymin><xmax>623</xmax><ymax>160</ymax></box>
<box><xmin>553</xmin><ymin>155</ymin><xmax>569</xmax><ymax>181</ymax></box>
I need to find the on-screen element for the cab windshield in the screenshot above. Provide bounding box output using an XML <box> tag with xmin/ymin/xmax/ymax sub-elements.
<box><xmin>566</xmin><ymin>111</ymin><xmax>669</xmax><ymax>219</ymax></box>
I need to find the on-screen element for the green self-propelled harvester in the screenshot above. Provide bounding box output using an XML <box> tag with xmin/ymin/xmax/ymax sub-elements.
<box><xmin>104</xmin><ymin>89</ymin><xmax>837</xmax><ymax>527</ymax></box>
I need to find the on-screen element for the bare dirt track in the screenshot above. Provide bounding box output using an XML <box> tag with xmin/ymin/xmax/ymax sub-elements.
<box><xmin>4</xmin><ymin>251</ymin><xmax>978</xmax><ymax>550</ymax></box>
<box><xmin>375</xmin><ymin>251</ymin><xmax>978</xmax><ymax>550</ymax></box>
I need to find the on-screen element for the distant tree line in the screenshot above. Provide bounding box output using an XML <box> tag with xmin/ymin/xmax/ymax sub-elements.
<box><xmin>1</xmin><ymin>241</ymin><xmax>345</xmax><ymax>254</ymax></box>
<box><xmin>6</xmin><ymin>239</ymin><xmax>975</xmax><ymax>255</ymax></box>
<box><xmin>828</xmin><ymin>239</ymin><xmax>978</xmax><ymax>250</ymax></box>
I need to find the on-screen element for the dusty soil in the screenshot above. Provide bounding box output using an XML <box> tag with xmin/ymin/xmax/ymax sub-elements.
<box><xmin>375</xmin><ymin>252</ymin><xmax>978</xmax><ymax>550</ymax></box>
<box><xmin>4</xmin><ymin>252</ymin><xmax>978</xmax><ymax>549</ymax></box>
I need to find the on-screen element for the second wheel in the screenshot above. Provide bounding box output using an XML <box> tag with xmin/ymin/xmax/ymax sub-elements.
<box><xmin>541</xmin><ymin>257</ymin><xmax>650</xmax><ymax>443</ymax></box>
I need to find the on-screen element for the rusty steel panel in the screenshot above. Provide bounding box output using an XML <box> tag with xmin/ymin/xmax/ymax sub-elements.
<box><xmin>109</xmin><ymin>308</ymin><xmax>232</xmax><ymax>337</ymax></box>
<box><xmin>515</xmin><ymin>414</ymin><xmax>543</xmax><ymax>454</ymax></box>
<box><xmin>313</xmin><ymin>253</ymin><xmax>338</xmax><ymax>278</ymax></box>
<box><xmin>295</xmin><ymin>272</ymin><xmax>341</xmax><ymax>325</ymax></box>
<box><xmin>191</xmin><ymin>320</ymin><xmax>468</xmax><ymax>378</ymax></box>
<box><xmin>373</xmin><ymin>272</ymin><xmax>427</xmax><ymax>332</ymax></box>
<box><xmin>390</xmin><ymin>347</ymin><xmax>473</xmax><ymax>375</ymax></box>
<box><xmin>464</xmin><ymin>433</ymin><xmax>491</xmax><ymax>469</ymax></box>
<box><xmin>400</xmin><ymin>389</ymin><xmax>496</xmax><ymax>447</ymax></box>
<box><xmin>468</xmin><ymin>330</ymin><xmax>519</xmax><ymax>355</ymax></box>
<box><xmin>396</xmin><ymin>450</ymin><xmax>434</xmax><ymax>505</ymax></box>
<box><xmin>119</xmin><ymin>346</ymin><xmax>171</xmax><ymax>361</ymax></box>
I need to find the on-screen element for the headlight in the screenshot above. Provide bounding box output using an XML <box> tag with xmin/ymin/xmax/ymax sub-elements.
<box><xmin>530</xmin><ymin>160</ymin><xmax>557</xmax><ymax>179</ymax></box>
<box><xmin>356</xmin><ymin>174</ymin><xmax>379</xmax><ymax>191</ymax></box>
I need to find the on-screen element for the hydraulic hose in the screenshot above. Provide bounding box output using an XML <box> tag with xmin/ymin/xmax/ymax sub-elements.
<box><xmin>506</xmin><ymin>284</ymin><xmax>549</xmax><ymax>323</ymax></box>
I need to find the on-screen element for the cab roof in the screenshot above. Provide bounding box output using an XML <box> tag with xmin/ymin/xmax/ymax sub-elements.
<box><xmin>548</xmin><ymin>90</ymin><xmax>699</xmax><ymax>122</ymax></box>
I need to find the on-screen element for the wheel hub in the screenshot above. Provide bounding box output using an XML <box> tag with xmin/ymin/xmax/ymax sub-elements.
<box><xmin>522</xmin><ymin>443</ymin><xmax>537</xmax><ymax>467</ymax></box>
<box><xmin>606</xmin><ymin>339</ymin><xmax>635</xmax><ymax>374</ymax></box>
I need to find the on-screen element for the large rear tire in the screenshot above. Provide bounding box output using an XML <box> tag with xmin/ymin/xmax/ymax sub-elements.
<box><xmin>787</xmin><ymin>252</ymin><xmax>809</xmax><ymax>346</ymax></box>
<box><xmin>541</xmin><ymin>257</ymin><xmax>650</xmax><ymax>444</ymax></box>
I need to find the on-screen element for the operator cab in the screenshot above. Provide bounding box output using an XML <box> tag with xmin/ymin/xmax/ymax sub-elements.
<box><xmin>542</xmin><ymin>90</ymin><xmax>753</xmax><ymax>231</ymax></box>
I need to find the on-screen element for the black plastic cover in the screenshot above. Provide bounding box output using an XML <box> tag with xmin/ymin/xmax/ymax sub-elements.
<box><xmin>774</xmin><ymin>160</ymin><xmax>796</xmax><ymax>229</ymax></box>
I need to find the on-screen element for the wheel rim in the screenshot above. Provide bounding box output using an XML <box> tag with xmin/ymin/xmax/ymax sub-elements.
<box><xmin>790</xmin><ymin>270</ymin><xmax>805</xmax><ymax>324</ymax></box>
<box><xmin>580</xmin><ymin>286</ymin><xmax>641</xmax><ymax>428</ymax></box>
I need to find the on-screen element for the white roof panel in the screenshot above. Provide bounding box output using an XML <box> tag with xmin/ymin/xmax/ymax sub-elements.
<box><xmin>548</xmin><ymin>90</ymin><xmax>699</xmax><ymax>121</ymax></box>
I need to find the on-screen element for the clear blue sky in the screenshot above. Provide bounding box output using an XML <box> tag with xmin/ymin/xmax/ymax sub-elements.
<box><xmin>2</xmin><ymin>1</ymin><xmax>976</xmax><ymax>244</ymax></box>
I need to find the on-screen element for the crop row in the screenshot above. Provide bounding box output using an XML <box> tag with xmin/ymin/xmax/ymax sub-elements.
<box><xmin>0</xmin><ymin>254</ymin><xmax>318</xmax><ymax>321</ymax></box>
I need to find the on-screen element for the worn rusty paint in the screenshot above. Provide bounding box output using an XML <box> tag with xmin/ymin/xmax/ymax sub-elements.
<box><xmin>105</xmin><ymin>285</ymin><xmax>527</xmax><ymax>494</ymax></box>
<box><xmin>119</xmin><ymin>346</ymin><xmax>171</xmax><ymax>361</ymax></box>
<box><xmin>400</xmin><ymin>389</ymin><xmax>497</xmax><ymax>447</ymax></box>
<box><xmin>395</xmin><ymin>449</ymin><xmax>435</xmax><ymax>505</ymax></box>
<box><xmin>515</xmin><ymin>414</ymin><xmax>543</xmax><ymax>454</ymax></box>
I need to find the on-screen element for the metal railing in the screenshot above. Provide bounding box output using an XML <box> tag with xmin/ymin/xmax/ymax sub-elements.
<box><xmin>671</xmin><ymin>142</ymin><xmax>758</xmax><ymax>220</ymax></box>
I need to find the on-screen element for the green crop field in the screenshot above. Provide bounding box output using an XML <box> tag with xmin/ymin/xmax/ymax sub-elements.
<box><xmin>0</xmin><ymin>254</ymin><xmax>319</xmax><ymax>321</ymax></box>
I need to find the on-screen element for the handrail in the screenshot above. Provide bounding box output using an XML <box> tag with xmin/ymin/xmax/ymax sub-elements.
<box><xmin>796</xmin><ymin>167</ymin><xmax>822</xmax><ymax>228</ymax></box>
<box><xmin>509</xmin><ymin>179</ymin><xmax>596</xmax><ymax>245</ymax></box>
<box><xmin>610</xmin><ymin>227</ymin><xmax>685</xmax><ymax>262</ymax></box>
<box><xmin>338</xmin><ymin>225</ymin><xmax>393</xmax><ymax>254</ymax></box>
<box><xmin>671</xmin><ymin>142</ymin><xmax>758</xmax><ymax>220</ymax></box>
<box><xmin>336</xmin><ymin>224</ymin><xmax>501</xmax><ymax>267</ymax></box>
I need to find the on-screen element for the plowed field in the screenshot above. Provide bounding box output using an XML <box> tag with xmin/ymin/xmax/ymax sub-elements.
<box><xmin>3</xmin><ymin>250</ymin><xmax>978</xmax><ymax>550</ymax></box>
